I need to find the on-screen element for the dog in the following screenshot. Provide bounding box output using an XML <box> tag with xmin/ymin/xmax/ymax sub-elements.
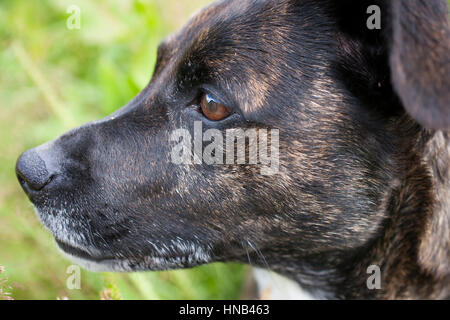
<box><xmin>16</xmin><ymin>0</ymin><xmax>449</xmax><ymax>299</ymax></box>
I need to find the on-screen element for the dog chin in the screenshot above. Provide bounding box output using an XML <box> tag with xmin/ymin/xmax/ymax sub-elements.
<box><xmin>59</xmin><ymin>251</ymin><xmax>129</xmax><ymax>272</ymax></box>
<box><xmin>53</xmin><ymin>239</ymin><xmax>126</xmax><ymax>272</ymax></box>
<box><xmin>55</xmin><ymin>239</ymin><xmax>211</xmax><ymax>273</ymax></box>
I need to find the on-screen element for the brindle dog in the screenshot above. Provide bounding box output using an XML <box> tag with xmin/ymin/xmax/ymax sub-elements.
<box><xmin>16</xmin><ymin>0</ymin><xmax>449</xmax><ymax>299</ymax></box>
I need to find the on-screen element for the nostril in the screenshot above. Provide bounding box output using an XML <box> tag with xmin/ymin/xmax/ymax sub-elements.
<box><xmin>16</xmin><ymin>149</ymin><xmax>54</xmax><ymax>192</ymax></box>
<box><xmin>17</xmin><ymin>171</ymin><xmax>54</xmax><ymax>192</ymax></box>
<box><xmin>17</xmin><ymin>170</ymin><xmax>27</xmax><ymax>188</ymax></box>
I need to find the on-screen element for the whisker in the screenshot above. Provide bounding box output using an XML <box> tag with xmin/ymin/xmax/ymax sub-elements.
<box><xmin>247</xmin><ymin>240</ymin><xmax>270</xmax><ymax>270</ymax></box>
<box><xmin>241</xmin><ymin>240</ymin><xmax>253</xmax><ymax>266</ymax></box>
<box><xmin>247</xmin><ymin>240</ymin><xmax>284</xmax><ymax>297</ymax></box>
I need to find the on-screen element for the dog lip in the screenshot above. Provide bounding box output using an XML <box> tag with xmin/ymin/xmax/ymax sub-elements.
<box><xmin>55</xmin><ymin>239</ymin><xmax>114</xmax><ymax>262</ymax></box>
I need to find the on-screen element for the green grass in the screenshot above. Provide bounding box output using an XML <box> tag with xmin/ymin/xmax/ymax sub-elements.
<box><xmin>0</xmin><ymin>0</ymin><xmax>248</xmax><ymax>300</ymax></box>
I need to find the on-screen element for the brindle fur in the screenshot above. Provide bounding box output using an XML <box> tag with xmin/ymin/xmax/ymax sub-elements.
<box><xmin>16</xmin><ymin>0</ymin><xmax>450</xmax><ymax>299</ymax></box>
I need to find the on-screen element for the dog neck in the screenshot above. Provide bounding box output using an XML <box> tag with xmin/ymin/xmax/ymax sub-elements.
<box><xmin>268</xmin><ymin>129</ymin><xmax>450</xmax><ymax>299</ymax></box>
<box><xmin>338</xmin><ymin>129</ymin><xmax>449</xmax><ymax>299</ymax></box>
<box><xmin>420</xmin><ymin>131</ymin><xmax>450</xmax><ymax>280</ymax></box>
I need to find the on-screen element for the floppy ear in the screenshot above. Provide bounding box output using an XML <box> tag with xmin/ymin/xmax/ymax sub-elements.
<box><xmin>389</xmin><ymin>0</ymin><xmax>450</xmax><ymax>130</ymax></box>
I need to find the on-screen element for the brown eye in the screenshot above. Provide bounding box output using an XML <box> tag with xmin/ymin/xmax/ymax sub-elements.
<box><xmin>200</xmin><ymin>93</ymin><xmax>231</xmax><ymax>121</ymax></box>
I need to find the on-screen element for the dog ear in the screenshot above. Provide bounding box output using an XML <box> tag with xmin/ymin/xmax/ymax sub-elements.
<box><xmin>388</xmin><ymin>0</ymin><xmax>450</xmax><ymax>130</ymax></box>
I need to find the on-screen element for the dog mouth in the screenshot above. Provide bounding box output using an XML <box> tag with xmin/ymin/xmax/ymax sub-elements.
<box><xmin>55</xmin><ymin>239</ymin><xmax>114</xmax><ymax>263</ymax></box>
<box><xmin>55</xmin><ymin>237</ymin><xmax>213</xmax><ymax>272</ymax></box>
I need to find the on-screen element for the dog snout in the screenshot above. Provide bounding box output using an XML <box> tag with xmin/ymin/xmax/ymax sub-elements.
<box><xmin>16</xmin><ymin>148</ymin><xmax>56</xmax><ymax>194</ymax></box>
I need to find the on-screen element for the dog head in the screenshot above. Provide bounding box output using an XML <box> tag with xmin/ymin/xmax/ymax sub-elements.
<box><xmin>16</xmin><ymin>0</ymin><xmax>449</xmax><ymax>296</ymax></box>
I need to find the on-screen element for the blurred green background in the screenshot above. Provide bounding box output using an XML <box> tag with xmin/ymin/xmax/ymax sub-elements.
<box><xmin>0</xmin><ymin>0</ymin><xmax>249</xmax><ymax>300</ymax></box>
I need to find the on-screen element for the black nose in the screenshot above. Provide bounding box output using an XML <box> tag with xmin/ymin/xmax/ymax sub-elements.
<box><xmin>16</xmin><ymin>149</ymin><xmax>54</xmax><ymax>193</ymax></box>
